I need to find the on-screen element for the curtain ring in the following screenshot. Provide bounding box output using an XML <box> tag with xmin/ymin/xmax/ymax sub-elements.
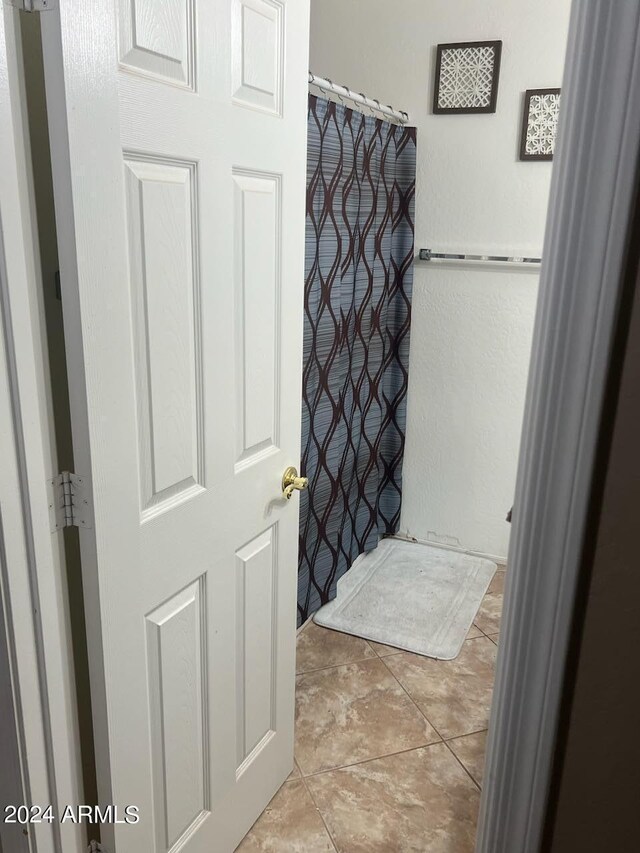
<box><xmin>316</xmin><ymin>76</ymin><xmax>332</xmax><ymax>96</ymax></box>
<box><xmin>324</xmin><ymin>77</ymin><xmax>344</xmax><ymax>107</ymax></box>
<box><xmin>336</xmin><ymin>84</ymin><xmax>349</xmax><ymax>106</ymax></box>
<box><xmin>358</xmin><ymin>93</ymin><xmax>372</xmax><ymax>116</ymax></box>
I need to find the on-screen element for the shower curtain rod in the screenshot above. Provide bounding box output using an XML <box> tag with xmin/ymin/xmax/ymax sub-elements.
<box><xmin>308</xmin><ymin>72</ymin><xmax>410</xmax><ymax>125</ymax></box>
<box><xmin>419</xmin><ymin>248</ymin><xmax>542</xmax><ymax>269</ymax></box>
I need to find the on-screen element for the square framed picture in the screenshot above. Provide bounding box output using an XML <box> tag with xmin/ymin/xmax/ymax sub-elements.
<box><xmin>433</xmin><ymin>40</ymin><xmax>502</xmax><ymax>114</ymax></box>
<box><xmin>520</xmin><ymin>88</ymin><xmax>561</xmax><ymax>160</ymax></box>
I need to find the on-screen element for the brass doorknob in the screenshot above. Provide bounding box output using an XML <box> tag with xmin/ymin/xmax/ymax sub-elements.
<box><xmin>282</xmin><ymin>466</ymin><xmax>308</xmax><ymax>500</ymax></box>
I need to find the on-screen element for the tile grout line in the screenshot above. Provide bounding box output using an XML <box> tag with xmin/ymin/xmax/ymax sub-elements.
<box><xmin>294</xmin><ymin>629</ymin><xmax>496</xmax><ymax>786</ymax></box>
<box><xmin>474</xmin><ymin>618</ymin><xmax>500</xmax><ymax>639</ymax></box>
<box><xmin>475</xmin><ymin>584</ymin><xmax>504</xmax><ymax>637</ymax></box>
<box><xmin>376</xmin><ymin>636</ymin><xmax>495</xmax><ymax>737</ymax></box>
<box><xmin>378</xmin><ymin>648</ymin><xmax>489</xmax><ymax>792</ymax></box>
<box><xmin>295</xmin><ymin>629</ymin><xmax>379</xmax><ymax>850</ymax></box>
<box><xmin>296</xmin><ymin>638</ymin><xmax>445</xmax><ymax>782</ymax></box>
<box><xmin>441</xmin><ymin>739</ymin><xmax>482</xmax><ymax>793</ymax></box>
<box><xmin>299</xmin><ymin>740</ymin><xmax>445</xmax><ymax>780</ymax></box>
<box><xmin>476</xmin><ymin>625</ymin><xmax>500</xmax><ymax>641</ymax></box>
<box><xmin>296</xmin><ymin>632</ymin><xmax>416</xmax><ymax>679</ymax></box>
<box><xmin>296</xmin><ymin>650</ymin><xmax>377</xmax><ymax>677</ymax></box>
<box><xmin>442</xmin><ymin>729</ymin><xmax>489</xmax><ymax>790</ymax></box>
<box><xmin>300</xmin><ymin>730</ymin><xmax>483</xmax><ymax>793</ymax></box>
<box><xmin>299</xmin><ymin>742</ymin><xmax>483</xmax><ymax>836</ymax></box>
<box><xmin>297</xmin><ymin>759</ymin><xmax>341</xmax><ymax>852</ymax></box>
<box><xmin>366</xmin><ymin>639</ymin><xmax>405</xmax><ymax>660</ymax></box>
<box><xmin>296</xmin><ymin>637</ymin><xmax>405</xmax><ymax>677</ymax></box>
<box><xmin>378</xmin><ymin>652</ymin><xmax>447</xmax><ymax>740</ymax></box>
<box><xmin>443</xmin><ymin>728</ymin><xmax>489</xmax><ymax>743</ymax></box>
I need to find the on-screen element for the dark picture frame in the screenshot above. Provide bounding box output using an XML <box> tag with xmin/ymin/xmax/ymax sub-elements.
<box><xmin>432</xmin><ymin>40</ymin><xmax>502</xmax><ymax>115</ymax></box>
<box><xmin>519</xmin><ymin>88</ymin><xmax>561</xmax><ymax>161</ymax></box>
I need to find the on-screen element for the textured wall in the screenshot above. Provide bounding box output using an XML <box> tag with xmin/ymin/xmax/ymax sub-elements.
<box><xmin>309</xmin><ymin>0</ymin><xmax>571</xmax><ymax>559</ymax></box>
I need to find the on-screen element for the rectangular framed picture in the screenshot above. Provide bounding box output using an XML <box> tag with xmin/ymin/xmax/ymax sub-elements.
<box><xmin>433</xmin><ymin>40</ymin><xmax>502</xmax><ymax>114</ymax></box>
<box><xmin>520</xmin><ymin>88</ymin><xmax>561</xmax><ymax>160</ymax></box>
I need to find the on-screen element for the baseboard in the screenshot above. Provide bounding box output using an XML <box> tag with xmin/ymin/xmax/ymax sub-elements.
<box><xmin>392</xmin><ymin>531</ymin><xmax>507</xmax><ymax>568</ymax></box>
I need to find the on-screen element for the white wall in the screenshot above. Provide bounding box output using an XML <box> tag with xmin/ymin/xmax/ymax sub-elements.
<box><xmin>309</xmin><ymin>0</ymin><xmax>571</xmax><ymax>560</ymax></box>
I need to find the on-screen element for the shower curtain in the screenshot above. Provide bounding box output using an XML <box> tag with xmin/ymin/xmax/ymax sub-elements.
<box><xmin>298</xmin><ymin>95</ymin><xmax>417</xmax><ymax>625</ymax></box>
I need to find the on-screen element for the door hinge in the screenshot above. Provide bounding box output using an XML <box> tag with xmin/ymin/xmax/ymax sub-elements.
<box><xmin>4</xmin><ymin>0</ymin><xmax>56</xmax><ymax>10</ymax></box>
<box><xmin>47</xmin><ymin>472</ymin><xmax>93</xmax><ymax>531</ymax></box>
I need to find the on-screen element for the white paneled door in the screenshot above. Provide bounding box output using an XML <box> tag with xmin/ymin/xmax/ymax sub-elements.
<box><xmin>41</xmin><ymin>0</ymin><xmax>309</xmax><ymax>850</ymax></box>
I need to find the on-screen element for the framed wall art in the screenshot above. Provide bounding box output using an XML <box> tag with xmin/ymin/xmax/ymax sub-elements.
<box><xmin>433</xmin><ymin>40</ymin><xmax>502</xmax><ymax>114</ymax></box>
<box><xmin>519</xmin><ymin>88</ymin><xmax>561</xmax><ymax>160</ymax></box>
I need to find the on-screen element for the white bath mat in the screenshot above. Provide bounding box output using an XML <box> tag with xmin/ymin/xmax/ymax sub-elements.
<box><xmin>313</xmin><ymin>538</ymin><xmax>496</xmax><ymax>660</ymax></box>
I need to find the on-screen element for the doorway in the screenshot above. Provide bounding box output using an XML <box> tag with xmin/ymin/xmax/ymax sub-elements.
<box><xmin>240</xmin><ymin>0</ymin><xmax>568</xmax><ymax>848</ymax></box>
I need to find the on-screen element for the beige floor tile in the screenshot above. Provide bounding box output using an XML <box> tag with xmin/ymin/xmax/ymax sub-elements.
<box><xmin>367</xmin><ymin>639</ymin><xmax>405</xmax><ymax>657</ymax></box>
<box><xmin>296</xmin><ymin>623</ymin><xmax>376</xmax><ymax>674</ymax></box>
<box><xmin>487</xmin><ymin>634</ymin><xmax>499</xmax><ymax>646</ymax></box>
<box><xmin>473</xmin><ymin>593</ymin><xmax>503</xmax><ymax>635</ymax></box>
<box><xmin>447</xmin><ymin>731</ymin><xmax>488</xmax><ymax>787</ymax></box>
<box><xmin>295</xmin><ymin>657</ymin><xmax>439</xmax><ymax>775</ymax></box>
<box><xmin>385</xmin><ymin>637</ymin><xmax>497</xmax><ymax>739</ymax></box>
<box><xmin>467</xmin><ymin>624</ymin><xmax>483</xmax><ymax>640</ymax></box>
<box><xmin>307</xmin><ymin>743</ymin><xmax>479</xmax><ymax>852</ymax></box>
<box><xmin>487</xmin><ymin>569</ymin><xmax>506</xmax><ymax>596</ymax></box>
<box><xmin>236</xmin><ymin>780</ymin><xmax>334</xmax><ymax>852</ymax></box>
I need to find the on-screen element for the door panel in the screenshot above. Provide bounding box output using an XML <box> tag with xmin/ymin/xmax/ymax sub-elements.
<box><xmin>232</xmin><ymin>0</ymin><xmax>283</xmax><ymax>114</ymax></box>
<box><xmin>118</xmin><ymin>0</ymin><xmax>196</xmax><ymax>88</ymax></box>
<box><xmin>146</xmin><ymin>577</ymin><xmax>208</xmax><ymax>850</ymax></box>
<box><xmin>233</xmin><ymin>169</ymin><xmax>281</xmax><ymax>469</ymax></box>
<box><xmin>41</xmin><ymin>0</ymin><xmax>309</xmax><ymax>849</ymax></box>
<box><xmin>124</xmin><ymin>154</ymin><xmax>204</xmax><ymax>518</ymax></box>
<box><xmin>236</xmin><ymin>525</ymin><xmax>278</xmax><ymax>769</ymax></box>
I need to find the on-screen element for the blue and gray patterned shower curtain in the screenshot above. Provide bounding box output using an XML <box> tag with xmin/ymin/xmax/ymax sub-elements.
<box><xmin>298</xmin><ymin>95</ymin><xmax>417</xmax><ymax>625</ymax></box>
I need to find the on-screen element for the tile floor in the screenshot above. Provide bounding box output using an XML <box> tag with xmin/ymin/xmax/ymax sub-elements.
<box><xmin>237</xmin><ymin>567</ymin><xmax>505</xmax><ymax>852</ymax></box>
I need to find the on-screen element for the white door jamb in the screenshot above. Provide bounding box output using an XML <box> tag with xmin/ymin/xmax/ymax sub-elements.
<box><xmin>0</xmin><ymin>6</ymin><xmax>84</xmax><ymax>852</ymax></box>
<box><xmin>476</xmin><ymin>2</ymin><xmax>640</xmax><ymax>851</ymax></box>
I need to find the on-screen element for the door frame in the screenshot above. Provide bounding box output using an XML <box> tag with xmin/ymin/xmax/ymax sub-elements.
<box><xmin>0</xmin><ymin>7</ymin><xmax>84</xmax><ymax>853</ymax></box>
<box><xmin>476</xmin><ymin>1</ymin><xmax>640</xmax><ymax>851</ymax></box>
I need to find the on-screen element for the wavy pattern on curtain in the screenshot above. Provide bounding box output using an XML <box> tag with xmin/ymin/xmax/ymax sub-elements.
<box><xmin>298</xmin><ymin>95</ymin><xmax>417</xmax><ymax>625</ymax></box>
